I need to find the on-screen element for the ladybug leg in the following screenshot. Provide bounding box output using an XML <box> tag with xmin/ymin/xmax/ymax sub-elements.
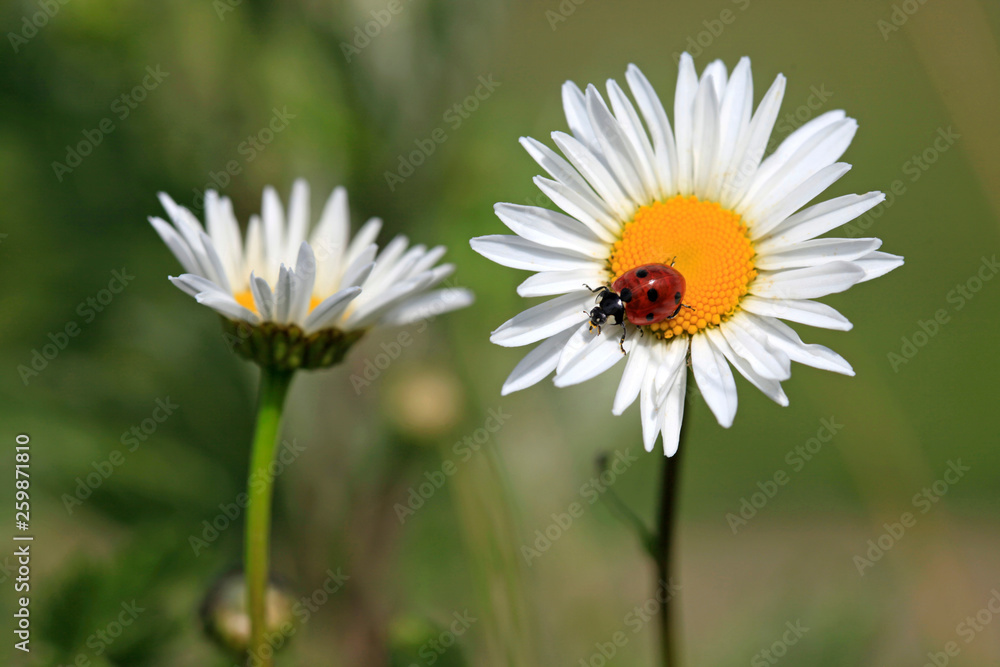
<box><xmin>618</xmin><ymin>323</ymin><xmax>628</xmax><ymax>354</ymax></box>
<box><xmin>668</xmin><ymin>302</ymin><xmax>695</xmax><ymax>319</ymax></box>
<box><xmin>669</xmin><ymin>256</ymin><xmax>677</xmax><ymax>267</ymax></box>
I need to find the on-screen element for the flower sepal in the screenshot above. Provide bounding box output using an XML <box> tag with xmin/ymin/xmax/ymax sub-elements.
<box><xmin>223</xmin><ymin>317</ymin><xmax>366</xmax><ymax>372</ymax></box>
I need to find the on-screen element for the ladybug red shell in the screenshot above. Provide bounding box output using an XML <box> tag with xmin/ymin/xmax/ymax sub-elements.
<box><xmin>584</xmin><ymin>262</ymin><xmax>688</xmax><ymax>354</ymax></box>
<box><xmin>612</xmin><ymin>263</ymin><xmax>686</xmax><ymax>326</ymax></box>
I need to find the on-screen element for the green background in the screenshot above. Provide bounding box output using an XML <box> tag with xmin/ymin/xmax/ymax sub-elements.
<box><xmin>1</xmin><ymin>0</ymin><xmax>999</xmax><ymax>665</ymax></box>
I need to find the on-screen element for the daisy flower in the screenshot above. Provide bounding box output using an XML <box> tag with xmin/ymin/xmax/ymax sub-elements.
<box><xmin>471</xmin><ymin>54</ymin><xmax>902</xmax><ymax>455</ymax></box>
<box><xmin>151</xmin><ymin>179</ymin><xmax>472</xmax><ymax>369</ymax></box>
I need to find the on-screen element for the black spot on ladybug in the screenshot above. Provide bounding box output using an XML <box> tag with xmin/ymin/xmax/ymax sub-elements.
<box><xmin>646</xmin><ymin>288</ymin><xmax>659</xmax><ymax>302</ymax></box>
<box><xmin>636</xmin><ymin>268</ymin><xmax>648</xmax><ymax>278</ymax></box>
<box><xmin>645</xmin><ymin>313</ymin><xmax>654</xmax><ymax>321</ymax></box>
<box><xmin>620</xmin><ymin>288</ymin><xmax>633</xmax><ymax>303</ymax></box>
<box><xmin>674</xmin><ymin>291</ymin><xmax>682</xmax><ymax>303</ymax></box>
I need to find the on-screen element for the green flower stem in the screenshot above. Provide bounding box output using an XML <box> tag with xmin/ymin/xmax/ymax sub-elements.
<box><xmin>245</xmin><ymin>366</ymin><xmax>294</xmax><ymax>667</ymax></box>
<box><xmin>597</xmin><ymin>455</ymin><xmax>657</xmax><ymax>558</ymax></box>
<box><xmin>656</xmin><ymin>373</ymin><xmax>692</xmax><ymax>667</ymax></box>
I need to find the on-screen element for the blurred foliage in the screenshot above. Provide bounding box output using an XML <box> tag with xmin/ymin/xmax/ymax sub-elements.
<box><xmin>1</xmin><ymin>0</ymin><xmax>999</xmax><ymax>665</ymax></box>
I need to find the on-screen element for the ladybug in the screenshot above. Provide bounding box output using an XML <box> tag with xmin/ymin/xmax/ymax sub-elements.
<box><xmin>584</xmin><ymin>262</ymin><xmax>690</xmax><ymax>354</ymax></box>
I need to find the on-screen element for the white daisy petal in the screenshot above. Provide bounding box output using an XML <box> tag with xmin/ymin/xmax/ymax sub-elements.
<box><xmin>168</xmin><ymin>273</ymin><xmax>228</xmax><ymax>298</ymax></box>
<box><xmin>287</xmin><ymin>243</ymin><xmax>316</xmax><ymax>325</ymax></box>
<box><xmin>691</xmin><ymin>76</ymin><xmax>720</xmax><ymax>196</ymax></box>
<box><xmin>701</xmin><ymin>59</ymin><xmax>727</xmax><ymax>98</ymax></box>
<box><xmin>612</xmin><ymin>334</ymin><xmax>653</xmax><ymax>416</ymax></box>
<box><xmin>625</xmin><ymin>63</ymin><xmax>678</xmax><ymax>195</ymax></box>
<box><xmin>490</xmin><ymin>292</ymin><xmax>592</xmax><ymax>348</ymax></box>
<box><xmin>562</xmin><ymin>81</ymin><xmax>602</xmax><ymax>156</ymax></box>
<box><xmin>347</xmin><ymin>265</ymin><xmax>454</xmax><ymax>329</ymax></box>
<box><xmin>557</xmin><ymin>323</ymin><xmax>598</xmax><ymax>373</ymax></box>
<box><xmin>245</xmin><ymin>215</ymin><xmax>264</xmax><ymax>281</ymax></box>
<box><xmin>720</xmin><ymin>312</ymin><xmax>791</xmax><ymax>380</ymax></box>
<box><xmin>712</xmin><ymin>57</ymin><xmax>752</xmax><ymax>200</ymax></box>
<box><xmin>585</xmin><ymin>85</ymin><xmax>648</xmax><ymax>205</ymax></box>
<box><xmin>720</xmin><ymin>73</ymin><xmax>785</xmax><ymax>208</ymax></box>
<box><xmin>363</xmin><ymin>243</ymin><xmax>426</xmax><ymax>297</ymax></box>
<box><xmin>204</xmin><ymin>192</ymin><xmax>242</xmax><ymax>287</ymax></box>
<box><xmin>302</xmin><ymin>287</ymin><xmax>362</xmax><ymax>334</ymax></box>
<box><xmin>554</xmin><ymin>324</ymin><xmax>627</xmax><ymax>388</ymax></box>
<box><xmin>752</xmin><ymin>261</ymin><xmax>866</xmax><ymax>300</ymax></box>
<box><xmin>745</xmin><ymin>314</ymin><xmax>855</xmax><ymax>375</ymax></box>
<box><xmin>654</xmin><ymin>334</ymin><xmax>690</xmax><ymax>396</ymax></box>
<box><xmin>854</xmin><ymin>251</ymin><xmax>904</xmax><ymax>282</ymax></box>
<box><xmin>739</xmin><ymin>295</ymin><xmax>852</xmax><ymax>331</ymax></box>
<box><xmin>197</xmin><ymin>230</ymin><xmax>232</xmax><ymax>294</ymax></box>
<box><xmin>534</xmin><ymin>176</ymin><xmax>621</xmax><ymax>237</ymax></box>
<box><xmin>606</xmin><ymin>79</ymin><xmax>659</xmax><ymax>199</ymax></box>
<box><xmin>740</xmin><ymin>120</ymin><xmax>857</xmax><ymax>220</ymax></box>
<box><xmin>378</xmin><ymin>288</ymin><xmax>474</xmax><ymax>328</ymax></box>
<box><xmin>660</xmin><ymin>365</ymin><xmax>688</xmax><ymax>457</ymax></box>
<box><xmin>157</xmin><ymin>193</ymin><xmax>207</xmax><ymax>248</ymax></box>
<box><xmin>501</xmin><ymin>325</ymin><xmax>578</xmax><ymax>396</ymax></box>
<box><xmin>520</xmin><ymin>137</ymin><xmax>619</xmax><ymax>238</ymax></box>
<box><xmin>250</xmin><ymin>273</ymin><xmax>275</xmax><ymax>321</ymax></box>
<box><xmin>344</xmin><ymin>217</ymin><xmax>383</xmax><ymax>270</ymax></box>
<box><xmin>262</xmin><ymin>186</ymin><xmax>285</xmax><ymax>267</ymax></box>
<box><xmin>755</xmin><ymin>192</ymin><xmax>886</xmax><ymax>252</ymax></box>
<box><xmin>517</xmin><ymin>268</ymin><xmax>609</xmax><ymax>298</ymax></box>
<box><xmin>673</xmin><ymin>52</ymin><xmax>699</xmax><ymax>195</ymax></box>
<box><xmin>639</xmin><ymin>359</ymin><xmax>664</xmax><ymax>452</ymax></box>
<box><xmin>366</xmin><ymin>235</ymin><xmax>410</xmax><ymax>287</ymax></box>
<box><xmin>748</xmin><ymin>111</ymin><xmax>847</xmax><ymax>192</ymax></box>
<box><xmin>341</xmin><ymin>244</ymin><xmax>378</xmax><ymax>288</ymax></box>
<box><xmin>776</xmin><ymin>109</ymin><xmax>847</xmax><ymax>154</ymax></box>
<box><xmin>410</xmin><ymin>246</ymin><xmax>448</xmax><ymax>276</ymax></box>
<box><xmin>150</xmin><ymin>217</ymin><xmax>200</xmax><ymax>275</ymax></box>
<box><xmin>749</xmin><ymin>163</ymin><xmax>853</xmax><ymax>239</ymax></box>
<box><xmin>691</xmin><ymin>333</ymin><xmax>738</xmax><ymax>428</ymax></box>
<box><xmin>194</xmin><ymin>291</ymin><xmax>259</xmax><ymax>324</ymax></box>
<box><xmin>470</xmin><ymin>235</ymin><xmax>602</xmax><ymax>272</ymax></box>
<box><xmin>311</xmin><ymin>186</ymin><xmax>350</xmax><ymax>293</ymax></box>
<box><xmin>552</xmin><ymin>131</ymin><xmax>633</xmax><ymax>218</ymax></box>
<box><xmin>273</xmin><ymin>265</ymin><xmax>292</xmax><ymax>324</ymax></box>
<box><xmin>494</xmin><ymin>203</ymin><xmax>608</xmax><ymax>257</ymax></box>
<box><xmin>754</xmin><ymin>238</ymin><xmax>881</xmax><ymax>271</ymax></box>
<box><xmin>286</xmin><ymin>179</ymin><xmax>310</xmax><ymax>259</ymax></box>
<box><xmin>707</xmin><ymin>327</ymin><xmax>788</xmax><ymax>407</ymax></box>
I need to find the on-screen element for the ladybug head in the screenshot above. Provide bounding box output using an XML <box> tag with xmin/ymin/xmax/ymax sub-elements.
<box><xmin>588</xmin><ymin>305</ymin><xmax>608</xmax><ymax>327</ymax></box>
<box><xmin>587</xmin><ymin>288</ymin><xmax>625</xmax><ymax>330</ymax></box>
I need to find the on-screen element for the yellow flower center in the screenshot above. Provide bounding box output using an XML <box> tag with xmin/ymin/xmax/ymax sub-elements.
<box><xmin>234</xmin><ymin>290</ymin><xmax>323</xmax><ymax>316</ymax></box>
<box><xmin>609</xmin><ymin>195</ymin><xmax>756</xmax><ymax>339</ymax></box>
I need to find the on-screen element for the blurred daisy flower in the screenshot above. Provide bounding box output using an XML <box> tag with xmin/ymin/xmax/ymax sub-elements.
<box><xmin>151</xmin><ymin>179</ymin><xmax>473</xmax><ymax>369</ymax></box>
<box><xmin>472</xmin><ymin>54</ymin><xmax>902</xmax><ymax>455</ymax></box>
